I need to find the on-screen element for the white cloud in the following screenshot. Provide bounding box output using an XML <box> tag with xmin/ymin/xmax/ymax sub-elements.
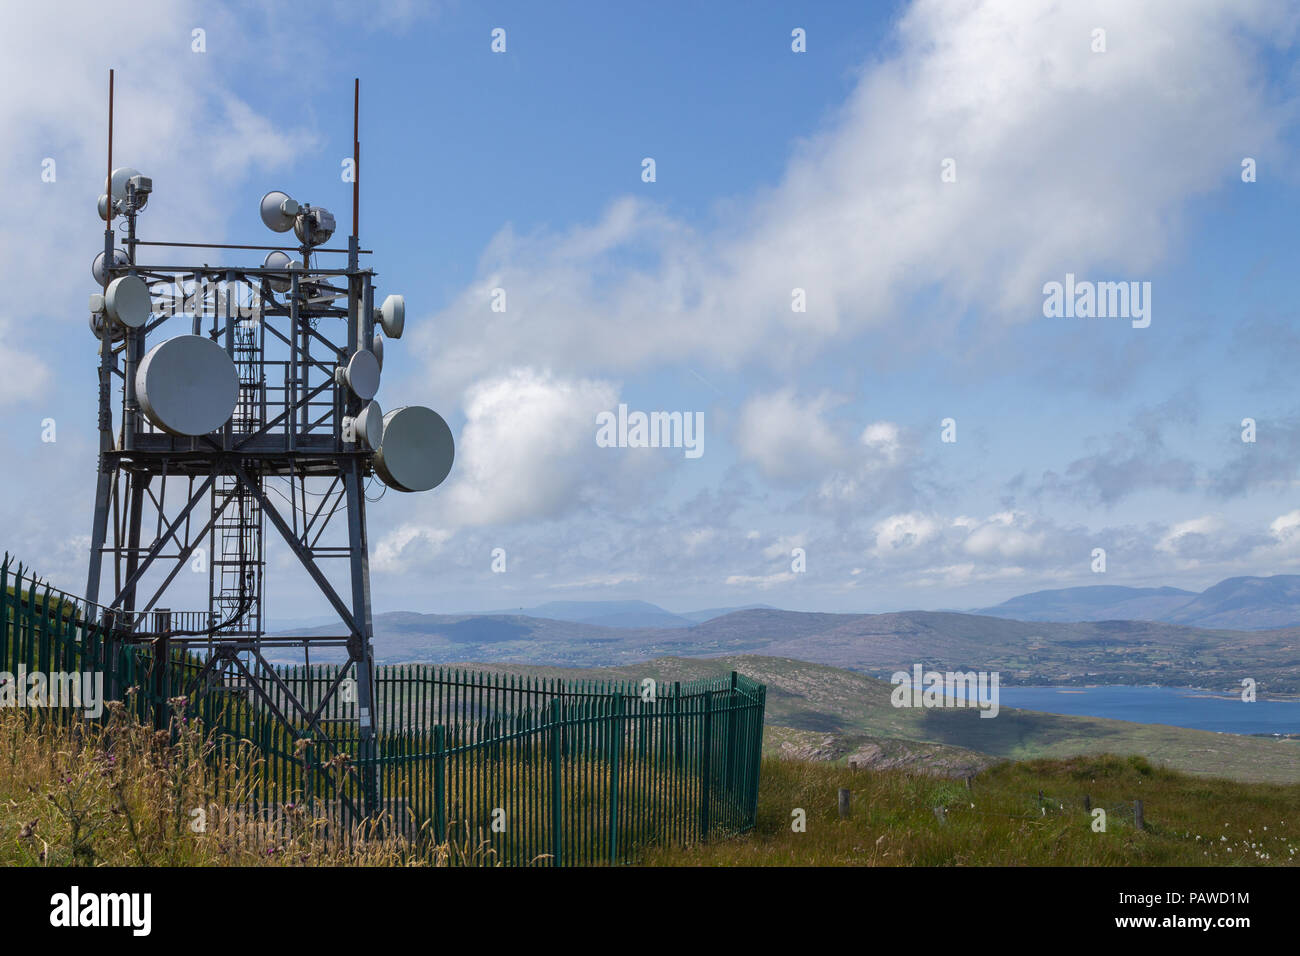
<box><xmin>0</xmin><ymin>318</ymin><xmax>51</xmax><ymax>403</ymax></box>
<box><xmin>415</xmin><ymin>0</ymin><xmax>1297</xmax><ymax>393</ymax></box>
<box><xmin>871</xmin><ymin>513</ymin><xmax>940</xmax><ymax>556</ymax></box>
<box><xmin>1158</xmin><ymin>515</ymin><xmax>1227</xmax><ymax>555</ymax></box>
<box><xmin>439</xmin><ymin>368</ymin><xmax>620</xmax><ymax>527</ymax></box>
<box><xmin>371</xmin><ymin>524</ymin><xmax>451</xmax><ymax>574</ymax></box>
<box><xmin>860</xmin><ymin>422</ymin><xmax>902</xmax><ymax>464</ymax></box>
<box><xmin>1269</xmin><ymin>510</ymin><xmax>1300</xmax><ymax>542</ymax></box>
<box><xmin>961</xmin><ymin>511</ymin><xmax>1048</xmax><ymax>560</ymax></box>
<box><xmin>734</xmin><ymin>389</ymin><xmax>845</xmax><ymax>482</ymax></box>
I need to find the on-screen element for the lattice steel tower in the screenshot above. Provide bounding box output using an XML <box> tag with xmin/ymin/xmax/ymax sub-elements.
<box><xmin>82</xmin><ymin>75</ymin><xmax>454</xmax><ymax>813</ymax></box>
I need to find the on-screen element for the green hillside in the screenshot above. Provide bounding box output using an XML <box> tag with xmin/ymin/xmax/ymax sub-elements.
<box><xmin>469</xmin><ymin>655</ymin><xmax>1300</xmax><ymax>785</ymax></box>
<box><xmin>644</xmin><ymin>754</ymin><xmax>1300</xmax><ymax>866</ymax></box>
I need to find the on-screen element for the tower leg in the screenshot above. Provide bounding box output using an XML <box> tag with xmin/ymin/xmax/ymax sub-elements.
<box><xmin>85</xmin><ymin>467</ymin><xmax>118</xmax><ymax>698</ymax></box>
<box><xmin>343</xmin><ymin>459</ymin><xmax>379</xmax><ymax>816</ymax></box>
<box><xmin>84</xmin><ymin>469</ymin><xmax>113</xmax><ymax>608</ymax></box>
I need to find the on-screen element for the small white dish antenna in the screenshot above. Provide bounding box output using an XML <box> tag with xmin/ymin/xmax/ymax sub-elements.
<box><xmin>260</xmin><ymin>190</ymin><xmax>300</xmax><ymax>233</ymax></box>
<box><xmin>105</xmin><ymin>166</ymin><xmax>140</xmax><ymax>203</ymax></box>
<box><xmin>378</xmin><ymin>294</ymin><xmax>405</xmax><ymax>338</ymax></box>
<box><xmin>136</xmin><ymin>335</ymin><xmax>239</xmax><ymax>436</ymax></box>
<box><xmin>374</xmin><ymin>406</ymin><xmax>455</xmax><ymax>493</ymax></box>
<box><xmin>341</xmin><ymin>349</ymin><xmax>381</xmax><ymax>400</ymax></box>
<box><xmin>88</xmin><ymin>294</ymin><xmax>122</xmax><ymax>340</ymax></box>
<box><xmin>92</xmin><ymin>248</ymin><xmax>129</xmax><ymax>286</ymax></box>
<box><xmin>97</xmin><ymin>194</ymin><xmax>113</xmax><ymax>220</ymax></box>
<box><xmin>347</xmin><ymin>400</ymin><xmax>384</xmax><ymax>450</ymax></box>
<box><xmin>372</xmin><ymin>334</ymin><xmax>384</xmax><ymax>369</ymax></box>
<box><xmin>105</xmin><ymin>275</ymin><xmax>152</xmax><ymax>328</ymax></box>
<box><xmin>262</xmin><ymin>250</ymin><xmax>300</xmax><ymax>293</ymax></box>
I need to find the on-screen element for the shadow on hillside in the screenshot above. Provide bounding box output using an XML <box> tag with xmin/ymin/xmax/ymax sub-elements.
<box><xmin>918</xmin><ymin>705</ymin><xmax>1128</xmax><ymax>756</ymax></box>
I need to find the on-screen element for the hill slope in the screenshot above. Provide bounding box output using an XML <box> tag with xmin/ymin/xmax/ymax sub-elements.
<box><xmin>975</xmin><ymin>585</ymin><xmax>1196</xmax><ymax>622</ymax></box>
<box><xmin>451</xmin><ymin>655</ymin><xmax>1300</xmax><ymax>785</ymax></box>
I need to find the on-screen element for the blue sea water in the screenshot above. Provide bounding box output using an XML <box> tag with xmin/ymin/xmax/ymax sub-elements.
<box><xmin>992</xmin><ymin>686</ymin><xmax>1300</xmax><ymax>735</ymax></box>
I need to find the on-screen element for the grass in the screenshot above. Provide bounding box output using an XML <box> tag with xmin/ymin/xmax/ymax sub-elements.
<box><xmin>0</xmin><ymin>707</ymin><xmax>477</xmax><ymax>866</ymax></box>
<box><xmin>6</xmin><ymin>707</ymin><xmax>1297</xmax><ymax>866</ymax></box>
<box><xmin>642</xmin><ymin>754</ymin><xmax>1300</xmax><ymax>866</ymax></box>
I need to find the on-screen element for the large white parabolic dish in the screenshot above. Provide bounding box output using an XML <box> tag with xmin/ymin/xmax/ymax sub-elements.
<box><xmin>136</xmin><ymin>335</ymin><xmax>239</xmax><ymax>437</ymax></box>
<box><xmin>374</xmin><ymin>406</ymin><xmax>454</xmax><ymax>493</ymax></box>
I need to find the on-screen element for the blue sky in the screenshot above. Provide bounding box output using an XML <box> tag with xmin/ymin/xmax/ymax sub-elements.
<box><xmin>4</xmin><ymin>0</ymin><xmax>1300</xmax><ymax>624</ymax></box>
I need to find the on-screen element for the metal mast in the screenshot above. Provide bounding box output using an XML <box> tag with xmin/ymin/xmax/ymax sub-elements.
<box><xmin>81</xmin><ymin>76</ymin><xmax>448</xmax><ymax>817</ymax></box>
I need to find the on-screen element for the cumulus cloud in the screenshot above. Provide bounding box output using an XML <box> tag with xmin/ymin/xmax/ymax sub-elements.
<box><xmin>1158</xmin><ymin>515</ymin><xmax>1228</xmax><ymax>557</ymax></box>
<box><xmin>415</xmin><ymin>0</ymin><xmax>1297</xmax><ymax>393</ymax></box>
<box><xmin>871</xmin><ymin>512</ymin><xmax>941</xmax><ymax>557</ymax></box>
<box><xmin>438</xmin><ymin>368</ymin><xmax>620</xmax><ymax>527</ymax></box>
<box><xmin>734</xmin><ymin>389</ymin><xmax>846</xmax><ymax>483</ymax></box>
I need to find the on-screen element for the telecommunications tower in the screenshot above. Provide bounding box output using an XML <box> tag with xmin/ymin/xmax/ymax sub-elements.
<box><xmin>83</xmin><ymin>74</ymin><xmax>454</xmax><ymax>812</ymax></box>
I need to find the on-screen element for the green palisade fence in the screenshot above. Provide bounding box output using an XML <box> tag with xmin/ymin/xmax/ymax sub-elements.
<box><xmin>0</xmin><ymin>556</ymin><xmax>766</xmax><ymax>865</ymax></box>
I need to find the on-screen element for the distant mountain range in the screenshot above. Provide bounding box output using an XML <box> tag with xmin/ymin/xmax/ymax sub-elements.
<box><xmin>271</xmin><ymin>600</ymin><xmax>777</xmax><ymax>634</ymax></box>
<box><xmin>458</xmin><ymin>600</ymin><xmax>777</xmax><ymax>629</ymax></box>
<box><xmin>273</xmin><ymin>575</ymin><xmax>1300</xmax><ymax>637</ymax></box>
<box><xmin>265</xmin><ymin>574</ymin><xmax>1300</xmax><ymax>691</ymax></box>
<box><xmin>973</xmin><ymin>575</ymin><xmax>1300</xmax><ymax>630</ymax></box>
<box><xmin>272</xmin><ymin>605</ymin><xmax>1300</xmax><ymax>693</ymax></box>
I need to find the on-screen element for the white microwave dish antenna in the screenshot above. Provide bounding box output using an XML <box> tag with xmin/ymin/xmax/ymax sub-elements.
<box><xmin>105</xmin><ymin>275</ymin><xmax>152</xmax><ymax>328</ymax></box>
<box><xmin>136</xmin><ymin>335</ymin><xmax>239</xmax><ymax>436</ymax></box>
<box><xmin>262</xmin><ymin>250</ymin><xmax>300</xmax><ymax>293</ymax></box>
<box><xmin>341</xmin><ymin>348</ymin><xmax>380</xmax><ymax>400</ymax></box>
<box><xmin>92</xmin><ymin>248</ymin><xmax>129</xmax><ymax>286</ymax></box>
<box><xmin>105</xmin><ymin>166</ymin><xmax>140</xmax><ymax>202</ymax></box>
<box><xmin>259</xmin><ymin>190</ymin><xmax>300</xmax><ymax>233</ymax></box>
<box><xmin>378</xmin><ymin>294</ymin><xmax>404</xmax><ymax>338</ymax></box>
<box><xmin>374</xmin><ymin>405</ymin><xmax>455</xmax><ymax>492</ymax></box>
<box><xmin>350</xmin><ymin>400</ymin><xmax>384</xmax><ymax>450</ymax></box>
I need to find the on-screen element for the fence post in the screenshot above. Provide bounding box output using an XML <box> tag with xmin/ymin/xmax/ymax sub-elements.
<box><xmin>673</xmin><ymin>681</ymin><xmax>683</xmax><ymax>770</ymax></box>
<box><xmin>839</xmin><ymin>788</ymin><xmax>852</xmax><ymax>819</ymax></box>
<box><xmin>550</xmin><ymin>698</ymin><xmax>563</xmax><ymax>866</ymax></box>
<box><xmin>152</xmin><ymin>608</ymin><xmax>171</xmax><ymax>731</ymax></box>
<box><xmin>699</xmin><ymin>690</ymin><xmax>713</xmax><ymax>841</ymax></box>
<box><xmin>1134</xmin><ymin>799</ymin><xmax>1144</xmax><ymax>831</ymax></box>
<box><xmin>0</xmin><ymin>558</ymin><xmax>10</xmax><ymax>674</ymax></box>
<box><xmin>433</xmin><ymin>725</ymin><xmax>446</xmax><ymax>845</ymax></box>
<box><xmin>726</xmin><ymin>671</ymin><xmax>739</xmax><ymax>795</ymax></box>
<box><xmin>608</xmin><ymin>693</ymin><xmax>623</xmax><ymax>864</ymax></box>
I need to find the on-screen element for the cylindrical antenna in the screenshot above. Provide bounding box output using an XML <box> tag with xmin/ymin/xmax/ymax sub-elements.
<box><xmin>352</xmin><ymin>78</ymin><xmax>360</xmax><ymax>240</ymax></box>
<box><xmin>106</xmin><ymin>70</ymin><xmax>114</xmax><ymax>221</ymax></box>
<box><xmin>106</xmin><ymin>69</ymin><xmax>114</xmax><ymax>224</ymax></box>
